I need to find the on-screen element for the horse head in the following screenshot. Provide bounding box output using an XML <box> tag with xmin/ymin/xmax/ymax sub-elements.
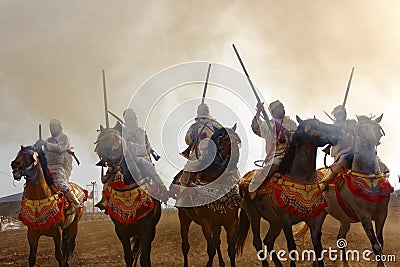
<box><xmin>355</xmin><ymin>114</ymin><xmax>384</xmax><ymax>150</ymax></box>
<box><xmin>95</xmin><ymin>122</ymin><xmax>124</xmax><ymax>164</ymax></box>
<box><xmin>11</xmin><ymin>146</ymin><xmax>41</xmax><ymax>181</ymax></box>
<box><xmin>295</xmin><ymin>116</ymin><xmax>342</xmax><ymax>147</ymax></box>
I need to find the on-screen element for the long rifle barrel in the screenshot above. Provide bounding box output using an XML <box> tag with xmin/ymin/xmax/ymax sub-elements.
<box><xmin>201</xmin><ymin>64</ymin><xmax>212</xmax><ymax>104</ymax></box>
<box><xmin>232</xmin><ymin>44</ymin><xmax>273</xmax><ymax>132</ymax></box>
<box><xmin>342</xmin><ymin>67</ymin><xmax>354</xmax><ymax>107</ymax></box>
<box><xmin>102</xmin><ymin>70</ymin><xmax>110</xmax><ymax>128</ymax></box>
<box><xmin>39</xmin><ymin>124</ymin><xmax>42</xmax><ymax>140</ymax></box>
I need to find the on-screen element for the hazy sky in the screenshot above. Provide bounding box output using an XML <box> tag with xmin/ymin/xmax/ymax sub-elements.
<box><xmin>1</xmin><ymin>0</ymin><xmax>400</xmax><ymax>197</ymax></box>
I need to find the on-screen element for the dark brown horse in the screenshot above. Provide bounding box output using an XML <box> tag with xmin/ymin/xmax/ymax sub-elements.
<box><xmin>296</xmin><ymin>115</ymin><xmax>393</xmax><ymax>267</ymax></box>
<box><xmin>11</xmin><ymin>146</ymin><xmax>85</xmax><ymax>267</ymax></box>
<box><xmin>171</xmin><ymin>125</ymin><xmax>242</xmax><ymax>267</ymax></box>
<box><xmin>236</xmin><ymin>117</ymin><xmax>341</xmax><ymax>267</ymax></box>
<box><xmin>95</xmin><ymin>123</ymin><xmax>162</xmax><ymax>267</ymax></box>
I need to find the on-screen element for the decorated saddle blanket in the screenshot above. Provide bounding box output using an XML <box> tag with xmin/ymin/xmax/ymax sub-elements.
<box><xmin>18</xmin><ymin>182</ymin><xmax>87</xmax><ymax>231</ymax></box>
<box><xmin>317</xmin><ymin>168</ymin><xmax>393</xmax><ymax>203</ymax></box>
<box><xmin>240</xmin><ymin>170</ymin><xmax>326</xmax><ymax>218</ymax></box>
<box><xmin>175</xmin><ymin>170</ymin><xmax>241</xmax><ymax>212</ymax></box>
<box><xmin>103</xmin><ymin>183</ymin><xmax>154</xmax><ymax>224</ymax></box>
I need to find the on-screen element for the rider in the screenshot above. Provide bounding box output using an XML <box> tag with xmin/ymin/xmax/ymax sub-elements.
<box><xmin>35</xmin><ymin>119</ymin><xmax>81</xmax><ymax>215</ymax></box>
<box><xmin>123</xmin><ymin>108</ymin><xmax>169</xmax><ymax>201</ymax></box>
<box><xmin>319</xmin><ymin>105</ymin><xmax>389</xmax><ymax>191</ymax></box>
<box><xmin>249</xmin><ymin>100</ymin><xmax>297</xmax><ymax>192</ymax></box>
<box><xmin>180</xmin><ymin>103</ymin><xmax>223</xmax><ymax>186</ymax></box>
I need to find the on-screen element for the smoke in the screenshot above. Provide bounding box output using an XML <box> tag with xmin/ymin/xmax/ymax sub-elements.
<box><xmin>1</xmin><ymin>0</ymin><xmax>400</xmax><ymax>196</ymax></box>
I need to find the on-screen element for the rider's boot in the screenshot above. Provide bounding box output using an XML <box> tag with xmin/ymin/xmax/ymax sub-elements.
<box><xmin>65</xmin><ymin>189</ymin><xmax>82</xmax><ymax>215</ymax></box>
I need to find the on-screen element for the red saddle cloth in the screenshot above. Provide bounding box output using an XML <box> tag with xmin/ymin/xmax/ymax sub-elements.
<box><xmin>240</xmin><ymin>170</ymin><xmax>327</xmax><ymax>218</ymax></box>
<box><xmin>18</xmin><ymin>183</ymin><xmax>87</xmax><ymax>230</ymax></box>
<box><xmin>317</xmin><ymin>168</ymin><xmax>394</xmax><ymax>203</ymax></box>
<box><xmin>103</xmin><ymin>184</ymin><xmax>154</xmax><ymax>224</ymax></box>
<box><xmin>19</xmin><ymin>194</ymin><xmax>65</xmax><ymax>231</ymax></box>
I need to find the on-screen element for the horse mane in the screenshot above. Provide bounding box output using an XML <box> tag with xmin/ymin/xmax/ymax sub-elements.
<box><xmin>278</xmin><ymin>136</ymin><xmax>296</xmax><ymax>174</ymax></box>
<box><xmin>278</xmin><ymin>119</ymin><xmax>314</xmax><ymax>174</ymax></box>
<box><xmin>21</xmin><ymin>146</ymin><xmax>54</xmax><ymax>186</ymax></box>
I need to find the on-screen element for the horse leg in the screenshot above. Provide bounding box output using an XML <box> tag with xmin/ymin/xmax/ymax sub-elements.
<box><xmin>360</xmin><ymin>217</ymin><xmax>385</xmax><ymax>267</ymax></box>
<box><xmin>213</xmin><ymin>226</ymin><xmax>225</xmax><ymax>267</ymax></box>
<box><xmin>308</xmin><ymin>215</ymin><xmax>327</xmax><ymax>267</ymax></box>
<box><xmin>62</xmin><ymin>226</ymin><xmax>71</xmax><ymax>267</ymax></box>
<box><xmin>281</xmin><ymin>221</ymin><xmax>297</xmax><ymax>267</ymax></box>
<box><xmin>225</xmin><ymin>218</ymin><xmax>238</xmax><ymax>267</ymax></box>
<box><xmin>263</xmin><ymin>223</ymin><xmax>283</xmax><ymax>267</ymax></box>
<box><xmin>115</xmin><ymin>227</ymin><xmax>134</xmax><ymax>267</ymax></box>
<box><xmin>375</xmin><ymin>203</ymin><xmax>388</xmax><ymax>250</ymax></box>
<box><xmin>201</xmin><ymin>222</ymin><xmax>216</xmax><ymax>267</ymax></box>
<box><xmin>179</xmin><ymin>210</ymin><xmax>192</xmax><ymax>267</ymax></box>
<box><xmin>337</xmin><ymin>221</ymin><xmax>350</xmax><ymax>263</ymax></box>
<box><xmin>27</xmin><ymin>229</ymin><xmax>40</xmax><ymax>267</ymax></box>
<box><xmin>50</xmin><ymin>228</ymin><xmax>63</xmax><ymax>267</ymax></box>
<box><xmin>67</xmin><ymin>219</ymin><xmax>79</xmax><ymax>261</ymax></box>
<box><xmin>249</xmin><ymin>212</ymin><xmax>268</xmax><ymax>267</ymax></box>
<box><xmin>139</xmin><ymin>225</ymin><xmax>156</xmax><ymax>267</ymax></box>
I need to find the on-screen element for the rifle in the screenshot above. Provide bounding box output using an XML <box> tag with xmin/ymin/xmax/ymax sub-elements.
<box><xmin>232</xmin><ymin>44</ymin><xmax>273</xmax><ymax>132</ymax></box>
<box><xmin>180</xmin><ymin>64</ymin><xmax>212</xmax><ymax>159</ymax></box>
<box><xmin>342</xmin><ymin>67</ymin><xmax>355</xmax><ymax>107</ymax></box>
<box><xmin>39</xmin><ymin>124</ymin><xmax>42</xmax><ymax>140</ymax></box>
<box><xmin>102</xmin><ymin>70</ymin><xmax>110</xmax><ymax>128</ymax></box>
<box><xmin>323</xmin><ymin>111</ymin><xmax>334</xmax><ymax>122</ymax></box>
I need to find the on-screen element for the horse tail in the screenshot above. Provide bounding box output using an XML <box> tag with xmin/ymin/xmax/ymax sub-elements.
<box><xmin>236</xmin><ymin>208</ymin><xmax>250</xmax><ymax>256</ymax></box>
<box><xmin>293</xmin><ymin>221</ymin><xmax>310</xmax><ymax>245</ymax></box>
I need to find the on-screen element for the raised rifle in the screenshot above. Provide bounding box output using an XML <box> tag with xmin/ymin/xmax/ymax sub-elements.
<box><xmin>180</xmin><ymin>64</ymin><xmax>212</xmax><ymax>159</ymax></box>
<box><xmin>342</xmin><ymin>67</ymin><xmax>355</xmax><ymax>107</ymax></box>
<box><xmin>232</xmin><ymin>44</ymin><xmax>273</xmax><ymax>132</ymax></box>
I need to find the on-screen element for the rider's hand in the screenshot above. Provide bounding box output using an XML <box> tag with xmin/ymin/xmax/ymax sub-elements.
<box><xmin>33</xmin><ymin>139</ymin><xmax>46</xmax><ymax>149</ymax></box>
<box><xmin>256</xmin><ymin>102</ymin><xmax>264</xmax><ymax>112</ymax></box>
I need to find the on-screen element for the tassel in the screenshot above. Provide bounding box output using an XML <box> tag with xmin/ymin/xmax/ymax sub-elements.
<box><xmin>110</xmin><ymin>166</ymin><xmax>125</xmax><ymax>189</ymax></box>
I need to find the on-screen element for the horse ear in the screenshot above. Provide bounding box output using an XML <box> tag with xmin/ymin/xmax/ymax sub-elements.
<box><xmin>356</xmin><ymin>115</ymin><xmax>360</xmax><ymax>122</ymax></box>
<box><xmin>296</xmin><ymin>115</ymin><xmax>303</xmax><ymax>124</ymax></box>
<box><xmin>100</xmin><ymin>125</ymin><xmax>105</xmax><ymax>132</ymax></box>
<box><xmin>20</xmin><ymin>145</ymin><xmax>24</xmax><ymax>150</ymax></box>
<box><xmin>313</xmin><ymin>115</ymin><xmax>316</xmax><ymax>119</ymax></box>
<box><xmin>375</xmin><ymin>114</ymin><xmax>383</xmax><ymax>123</ymax></box>
<box><xmin>114</xmin><ymin>122</ymin><xmax>122</xmax><ymax>133</ymax></box>
<box><xmin>232</xmin><ymin>123</ymin><xmax>237</xmax><ymax>132</ymax></box>
<box><xmin>213</xmin><ymin>125</ymin><xmax>219</xmax><ymax>132</ymax></box>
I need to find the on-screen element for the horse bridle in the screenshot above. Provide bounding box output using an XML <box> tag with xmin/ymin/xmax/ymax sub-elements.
<box><xmin>355</xmin><ymin>120</ymin><xmax>385</xmax><ymax>148</ymax></box>
<box><xmin>12</xmin><ymin>149</ymin><xmax>39</xmax><ymax>181</ymax></box>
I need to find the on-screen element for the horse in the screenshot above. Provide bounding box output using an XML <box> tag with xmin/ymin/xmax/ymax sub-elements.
<box><xmin>94</xmin><ymin>123</ymin><xmax>162</xmax><ymax>267</ymax></box>
<box><xmin>236</xmin><ymin>117</ymin><xmax>341</xmax><ymax>267</ymax></box>
<box><xmin>10</xmin><ymin>146</ymin><xmax>86</xmax><ymax>267</ymax></box>
<box><xmin>296</xmin><ymin>114</ymin><xmax>393</xmax><ymax>267</ymax></box>
<box><xmin>170</xmin><ymin>124</ymin><xmax>242</xmax><ymax>267</ymax></box>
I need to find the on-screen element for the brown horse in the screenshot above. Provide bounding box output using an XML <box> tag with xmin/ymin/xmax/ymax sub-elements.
<box><xmin>295</xmin><ymin>115</ymin><xmax>392</xmax><ymax>267</ymax></box>
<box><xmin>236</xmin><ymin>117</ymin><xmax>341</xmax><ymax>267</ymax></box>
<box><xmin>95</xmin><ymin>123</ymin><xmax>162</xmax><ymax>267</ymax></box>
<box><xmin>11</xmin><ymin>146</ymin><xmax>85</xmax><ymax>267</ymax></box>
<box><xmin>170</xmin><ymin>125</ymin><xmax>242</xmax><ymax>267</ymax></box>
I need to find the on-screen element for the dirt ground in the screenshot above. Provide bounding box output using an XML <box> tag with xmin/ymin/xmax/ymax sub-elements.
<box><xmin>1</xmin><ymin>198</ymin><xmax>399</xmax><ymax>267</ymax></box>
